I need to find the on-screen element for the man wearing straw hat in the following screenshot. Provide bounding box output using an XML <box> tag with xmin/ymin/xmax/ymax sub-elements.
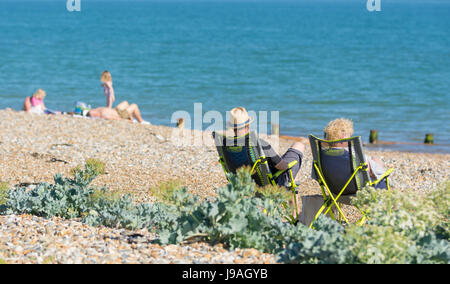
<box><xmin>228</xmin><ymin>107</ymin><xmax>305</xmax><ymax>187</ymax></box>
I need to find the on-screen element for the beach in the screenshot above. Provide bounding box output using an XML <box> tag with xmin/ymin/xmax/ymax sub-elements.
<box><xmin>0</xmin><ymin>109</ymin><xmax>448</xmax><ymax>263</ymax></box>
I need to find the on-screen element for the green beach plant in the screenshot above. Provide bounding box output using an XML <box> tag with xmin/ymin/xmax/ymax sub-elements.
<box><xmin>280</xmin><ymin>182</ymin><xmax>450</xmax><ymax>264</ymax></box>
<box><xmin>149</xmin><ymin>179</ymin><xmax>184</xmax><ymax>205</ymax></box>
<box><xmin>71</xmin><ymin>158</ymin><xmax>106</xmax><ymax>183</ymax></box>
<box><xmin>0</xmin><ymin>182</ymin><xmax>9</xmax><ymax>205</ymax></box>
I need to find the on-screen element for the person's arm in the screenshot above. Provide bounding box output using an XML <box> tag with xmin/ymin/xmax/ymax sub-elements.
<box><xmin>366</xmin><ymin>155</ymin><xmax>386</xmax><ymax>180</ymax></box>
<box><xmin>23</xmin><ymin>97</ymin><xmax>31</xmax><ymax>111</ymax></box>
<box><xmin>275</xmin><ymin>160</ymin><xmax>288</xmax><ymax>171</ymax></box>
<box><xmin>41</xmin><ymin>100</ymin><xmax>46</xmax><ymax>111</ymax></box>
<box><xmin>277</xmin><ymin>142</ymin><xmax>305</xmax><ymax>170</ymax></box>
<box><xmin>259</xmin><ymin>139</ymin><xmax>287</xmax><ymax>171</ymax></box>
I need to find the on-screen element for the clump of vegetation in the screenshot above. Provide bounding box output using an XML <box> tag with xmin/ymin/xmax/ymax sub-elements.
<box><xmin>255</xmin><ymin>184</ymin><xmax>297</xmax><ymax>224</ymax></box>
<box><xmin>42</xmin><ymin>256</ymin><xmax>56</xmax><ymax>264</ymax></box>
<box><xmin>255</xmin><ymin>184</ymin><xmax>291</xmax><ymax>203</ymax></box>
<box><xmin>155</xmin><ymin>170</ymin><xmax>294</xmax><ymax>248</ymax></box>
<box><xmin>0</xmin><ymin>161</ymin><xmax>174</xmax><ymax>231</ymax></box>
<box><xmin>149</xmin><ymin>179</ymin><xmax>184</xmax><ymax>204</ymax></box>
<box><xmin>0</xmin><ymin>182</ymin><xmax>9</xmax><ymax>205</ymax></box>
<box><xmin>71</xmin><ymin>158</ymin><xmax>106</xmax><ymax>183</ymax></box>
<box><xmin>279</xmin><ymin>182</ymin><xmax>450</xmax><ymax>264</ymax></box>
<box><xmin>0</xmin><ymin>164</ymin><xmax>448</xmax><ymax>264</ymax></box>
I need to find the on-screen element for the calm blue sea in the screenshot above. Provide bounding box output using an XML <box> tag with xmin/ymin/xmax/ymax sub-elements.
<box><xmin>0</xmin><ymin>0</ymin><xmax>449</xmax><ymax>152</ymax></box>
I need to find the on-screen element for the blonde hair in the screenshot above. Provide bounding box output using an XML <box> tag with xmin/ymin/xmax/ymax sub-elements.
<box><xmin>324</xmin><ymin>118</ymin><xmax>354</xmax><ymax>141</ymax></box>
<box><xmin>101</xmin><ymin>71</ymin><xmax>112</xmax><ymax>83</ymax></box>
<box><xmin>32</xmin><ymin>89</ymin><xmax>46</xmax><ymax>99</ymax></box>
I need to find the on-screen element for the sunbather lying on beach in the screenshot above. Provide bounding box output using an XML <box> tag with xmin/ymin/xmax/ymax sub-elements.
<box><xmin>101</xmin><ymin>71</ymin><xmax>115</xmax><ymax>108</ymax></box>
<box><xmin>87</xmin><ymin>101</ymin><xmax>149</xmax><ymax>124</ymax></box>
<box><xmin>322</xmin><ymin>118</ymin><xmax>389</xmax><ymax>186</ymax></box>
<box><xmin>23</xmin><ymin>89</ymin><xmax>61</xmax><ymax>115</ymax></box>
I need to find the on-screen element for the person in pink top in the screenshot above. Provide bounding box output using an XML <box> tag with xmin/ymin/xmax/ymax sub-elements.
<box><xmin>101</xmin><ymin>71</ymin><xmax>115</xmax><ymax>108</ymax></box>
<box><xmin>23</xmin><ymin>89</ymin><xmax>47</xmax><ymax>114</ymax></box>
<box><xmin>23</xmin><ymin>89</ymin><xmax>61</xmax><ymax>115</ymax></box>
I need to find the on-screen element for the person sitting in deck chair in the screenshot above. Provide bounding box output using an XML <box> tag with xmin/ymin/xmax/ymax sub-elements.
<box><xmin>213</xmin><ymin>107</ymin><xmax>306</xmax><ymax>221</ymax></box>
<box><xmin>320</xmin><ymin>118</ymin><xmax>390</xmax><ymax>189</ymax></box>
<box><xmin>299</xmin><ymin>118</ymin><xmax>394</xmax><ymax>227</ymax></box>
<box><xmin>225</xmin><ymin>107</ymin><xmax>305</xmax><ymax>188</ymax></box>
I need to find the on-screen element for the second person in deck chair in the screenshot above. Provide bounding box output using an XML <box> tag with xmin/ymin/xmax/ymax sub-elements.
<box><xmin>228</xmin><ymin>107</ymin><xmax>305</xmax><ymax>187</ymax></box>
<box><xmin>322</xmin><ymin>118</ymin><xmax>390</xmax><ymax>189</ymax></box>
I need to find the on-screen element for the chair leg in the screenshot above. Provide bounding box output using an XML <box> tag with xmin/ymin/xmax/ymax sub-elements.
<box><xmin>288</xmin><ymin>170</ymin><xmax>299</xmax><ymax>220</ymax></box>
<box><xmin>328</xmin><ymin>207</ymin><xmax>336</xmax><ymax>221</ymax></box>
<box><xmin>354</xmin><ymin>205</ymin><xmax>367</xmax><ymax>226</ymax></box>
<box><xmin>309</xmin><ymin>201</ymin><xmax>329</xmax><ymax>229</ymax></box>
<box><xmin>356</xmin><ymin>215</ymin><xmax>366</xmax><ymax>226</ymax></box>
<box><xmin>324</xmin><ymin>201</ymin><xmax>349</xmax><ymax>224</ymax></box>
<box><xmin>386</xmin><ymin>177</ymin><xmax>392</xmax><ymax>215</ymax></box>
<box><xmin>338</xmin><ymin>204</ymin><xmax>342</xmax><ymax>224</ymax></box>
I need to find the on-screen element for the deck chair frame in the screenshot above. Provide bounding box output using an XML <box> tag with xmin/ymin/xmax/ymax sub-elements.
<box><xmin>213</xmin><ymin>131</ymin><xmax>299</xmax><ymax>219</ymax></box>
<box><xmin>309</xmin><ymin>134</ymin><xmax>394</xmax><ymax>228</ymax></box>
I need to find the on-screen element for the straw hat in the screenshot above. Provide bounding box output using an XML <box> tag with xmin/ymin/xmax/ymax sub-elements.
<box><xmin>227</xmin><ymin>107</ymin><xmax>254</xmax><ymax>129</ymax></box>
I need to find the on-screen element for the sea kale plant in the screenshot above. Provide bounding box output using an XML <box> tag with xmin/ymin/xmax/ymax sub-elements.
<box><xmin>0</xmin><ymin>163</ymin><xmax>448</xmax><ymax>264</ymax></box>
<box><xmin>279</xmin><ymin>182</ymin><xmax>450</xmax><ymax>264</ymax></box>
<box><xmin>155</xmin><ymin>170</ymin><xmax>304</xmax><ymax>252</ymax></box>
<box><xmin>0</xmin><ymin>160</ymin><xmax>174</xmax><ymax>230</ymax></box>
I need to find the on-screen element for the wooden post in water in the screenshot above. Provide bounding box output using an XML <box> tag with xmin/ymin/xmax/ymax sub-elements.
<box><xmin>369</xmin><ymin>130</ymin><xmax>378</xmax><ymax>144</ymax></box>
<box><xmin>271</xmin><ymin>123</ymin><xmax>280</xmax><ymax>136</ymax></box>
<box><xmin>424</xmin><ymin>134</ymin><xmax>434</xmax><ymax>144</ymax></box>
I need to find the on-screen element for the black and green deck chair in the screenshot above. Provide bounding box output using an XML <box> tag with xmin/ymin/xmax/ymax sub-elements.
<box><xmin>212</xmin><ymin>131</ymin><xmax>300</xmax><ymax>218</ymax></box>
<box><xmin>308</xmin><ymin>134</ymin><xmax>394</xmax><ymax>228</ymax></box>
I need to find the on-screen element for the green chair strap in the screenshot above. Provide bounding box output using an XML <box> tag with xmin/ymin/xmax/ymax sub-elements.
<box><xmin>272</xmin><ymin>160</ymin><xmax>298</xmax><ymax>180</ymax></box>
<box><xmin>369</xmin><ymin>168</ymin><xmax>394</xmax><ymax>187</ymax></box>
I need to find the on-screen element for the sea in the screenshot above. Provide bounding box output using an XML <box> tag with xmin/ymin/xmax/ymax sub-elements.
<box><xmin>0</xmin><ymin>0</ymin><xmax>449</xmax><ymax>152</ymax></box>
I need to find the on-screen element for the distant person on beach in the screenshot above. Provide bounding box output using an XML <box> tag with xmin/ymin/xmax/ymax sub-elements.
<box><xmin>23</xmin><ymin>89</ymin><xmax>61</xmax><ymax>115</ymax></box>
<box><xmin>229</xmin><ymin>107</ymin><xmax>305</xmax><ymax>187</ymax></box>
<box><xmin>87</xmin><ymin>101</ymin><xmax>149</xmax><ymax>124</ymax></box>
<box><xmin>322</xmin><ymin>118</ymin><xmax>388</xmax><ymax>185</ymax></box>
<box><xmin>101</xmin><ymin>71</ymin><xmax>115</xmax><ymax>108</ymax></box>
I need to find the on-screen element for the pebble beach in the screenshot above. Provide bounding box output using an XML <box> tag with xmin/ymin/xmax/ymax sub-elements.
<box><xmin>0</xmin><ymin>109</ymin><xmax>448</xmax><ymax>264</ymax></box>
